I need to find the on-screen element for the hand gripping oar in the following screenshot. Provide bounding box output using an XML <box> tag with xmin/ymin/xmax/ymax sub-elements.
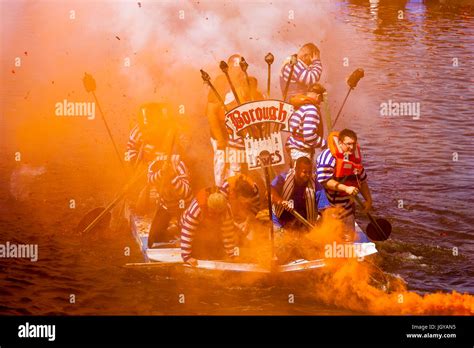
<box><xmin>265</xmin><ymin>53</ymin><xmax>274</xmax><ymax>98</ymax></box>
<box><xmin>332</xmin><ymin>68</ymin><xmax>364</xmax><ymax>128</ymax></box>
<box><xmin>220</xmin><ymin>60</ymin><xmax>241</xmax><ymax>105</ymax></box>
<box><xmin>287</xmin><ymin>208</ymin><xmax>314</xmax><ymax>230</ymax></box>
<box><xmin>282</xmin><ymin>54</ymin><xmax>298</xmax><ymax>102</ymax></box>
<box><xmin>200</xmin><ymin>69</ymin><xmax>229</xmax><ymax>113</ymax></box>
<box><xmin>352</xmin><ymin>194</ymin><xmax>391</xmax><ymax>241</ymax></box>
<box><xmin>83</xmin><ymin>73</ymin><xmax>125</xmax><ymax>170</ymax></box>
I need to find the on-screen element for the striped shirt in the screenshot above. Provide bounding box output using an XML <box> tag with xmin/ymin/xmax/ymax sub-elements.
<box><xmin>286</xmin><ymin>104</ymin><xmax>326</xmax><ymax>151</ymax></box>
<box><xmin>316</xmin><ymin>149</ymin><xmax>367</xmax><ymax>218</ymax></box>
<box><xmin>126</xmin><ymin>125</ymin><xmax>158</xmax><ymax>163</ymax></box>
<box><xmin>147</xmin><ymin>155</ymin><xmax>192</xmax><ymax>211</ymax></box>
<box><xmin>280</xmin><ymin>58</ymin><xmax>322</xmax><ymax>99</ymax></box>
<box><xmin>220</xmin><ymin>180</ymin><xmax>260</xmax><ymax>215</ymax></box>
<box><xmin>180</xmin><ymin>199</ymin><xmax>237</xmax><ymax>261</ymax></box>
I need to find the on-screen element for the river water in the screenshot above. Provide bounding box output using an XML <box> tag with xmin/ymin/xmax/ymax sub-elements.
<box><xmin>0</xmin><ymin>0</ymin><xmax>473</xmax><ymax>315</ymax></box>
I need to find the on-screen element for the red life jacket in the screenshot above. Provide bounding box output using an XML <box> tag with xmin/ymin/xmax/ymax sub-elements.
<box><xmin>328</xmin><ymin>131</ymin><xmax>364</xmax><ymax>195</ymax></box>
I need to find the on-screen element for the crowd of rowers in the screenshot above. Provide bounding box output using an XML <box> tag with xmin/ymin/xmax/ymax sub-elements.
<box><xmin>126</xmin><ymin>42</ymin><xmax>374</xmax><ymax>266</ymax></box>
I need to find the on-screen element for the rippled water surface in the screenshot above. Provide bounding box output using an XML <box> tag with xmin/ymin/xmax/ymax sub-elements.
<box><xmin>0</xmin><ymin>0</ymin><xmax>473</xmax><ymax>315</ymax></box>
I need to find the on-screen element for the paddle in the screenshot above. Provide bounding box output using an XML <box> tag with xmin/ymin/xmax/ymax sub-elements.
<box><xmin>264</xmin><ymin>52</ymin><xmax>274</xmax><ymax>98</ymax></box>
<box><xmin>287</xmin><ymin>208</ymin><xmax>315</xmax><ymax>230</ymax></box>
<box><xmin>77</xmin><ymin>169</ymin><xmax>147</xmax><ymax>235</ymax></box>
<box><xmin>332</xmin><ymin>68</ymin><xmax>365</xmax><ymax>128</ymax></box>
<box><xmin>353</xmin><ymin>195</ymin><xmax>391</xmax><ymax>241</ymax></box>
<box><xmin>83</xmin><ymin>73</ymin><xmax>125</xmax><ymax>170</ymax></box>
<box><xmin>282</xmin><ymin>54</ymin><xmax>298</xmax><ymax>102</ymax></box>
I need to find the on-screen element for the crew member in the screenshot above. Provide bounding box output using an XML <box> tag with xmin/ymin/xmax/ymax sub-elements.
<box><xmin>220</xmin><ymin>174</ymin><xmax>261</xmax><ymax>244</ymax></box>
<box><xmin>206</xmin><ymin>54</ymin><xmax>264</xmax><ymax>187</ymax></box>
<box><xmin>126</xmin><ymin>103</ymin><xmax>173</xmax><ymax>165</ymax></box>
<box><xmin>180</xmin><ymin>188</ymin><xmax>238</xmax><ymax>266</ymax></box>
<box><xmin>271</xmin><ymin>156</ymin><xmax>324</xmax><ymax>230</ymax></box>
<box><xmin>286</xmin><ymin>83</ymin><xmax>327</xmax><ymax>165</ymax></box>
<box><xmin>316</xmin><ymin>129</ymin><xmax>373</xmax><ymax>238</ymax></box>
<box><xmin>280</xmin><ymin>43</ymin><xmax>323</xmax><ymax>100</ymax></box>
<box><xmin>147</xmin><ymin>152</ymin><xmax>193</xmax><ymax>248</ymax></box>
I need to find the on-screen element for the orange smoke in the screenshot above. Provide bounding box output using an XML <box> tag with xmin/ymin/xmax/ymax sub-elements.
<box><xmin>305</xmin><ymin>211</ymin><xmax>474</xmax><ymax>315</ymax></box>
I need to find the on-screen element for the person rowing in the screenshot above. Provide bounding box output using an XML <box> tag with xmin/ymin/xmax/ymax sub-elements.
<box><xmin>147</xmin><ymin>152</ymin><xmax>193</xmax><ymax>248</ymax></box>
<box><xmin>180</xmin><ymin>187</ymin><xmax>240</xmax><ymax>266</ymax></box>
<box><xmin>220</xmin><ymin>174</ymin><xmax>261</xmax><ymax>245</ymax></box>
<box><xmin>271</xmin><ymin>157</ymin><xmax>327</xmax><ymax>230</ymax></box>
<box><xmin>316</xmin><ymin>128</ymin><xmax>373</xmax><ymax>240</ymax></box>
<box><xmin>126</xmin><ymin>103</ymin><xmax>173</xmax><ymax>165</ymax></box>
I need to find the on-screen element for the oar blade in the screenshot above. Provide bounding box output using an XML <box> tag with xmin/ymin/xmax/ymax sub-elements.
<box><xmin>366</xmin><ymin>218</ymin><xmax>392</xmax><ymax>241</ymax></box>
<box><xmin>75</xmin><ymin>207</ymin><xmax>111</xmax><ymax>234</ymax></box>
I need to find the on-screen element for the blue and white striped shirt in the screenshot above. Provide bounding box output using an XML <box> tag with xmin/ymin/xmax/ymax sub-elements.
<box><xmin>280</xmin><ymin>58</ymin><xmax>323</xmax><ymax>98</ymax></box>
<box><xmin>180</xmin><ymin>199</ymin><xmax>236</xmax><ymax>261</ymax></box>
<box><xmin>286</xmin><ymin>104</ymin><xmax>326</xmax><ymax>151</ymax></box>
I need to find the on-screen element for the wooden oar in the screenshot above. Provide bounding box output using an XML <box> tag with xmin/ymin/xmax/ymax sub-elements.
<box><xmin>282</xmin><ymin>54</ymin><xmax>298</xmax><ymax>102</ymax></box>
<box><xmin>353</xmin><ymin>195</ymin><xmax>391</xmax><ymax>241</ymax></box>
<box><xmin>332</xmin><ymin>68</ymin><xmax>364</xmax><ymax>128</ymax></box>
<box><xmin>287</xmin><ymin>209</ymin><xmax>315</xmax><ymax>230</ymax></box>
<box><xmin>83</xmin><ymin>73</ymin><xmax>125</xmax><ymax>170</ymax></box>
<box><xmin>77</xmin><ymin>169</ymin><xmax>146</xmax><ymax>234</ymax></box>
<box><xmin>265</xmin><ymin>52</ymin><xmax>274</xmax><ymax>98</ymax></box>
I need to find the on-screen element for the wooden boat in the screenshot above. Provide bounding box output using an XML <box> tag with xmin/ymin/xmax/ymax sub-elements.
<box><xmin>125</xmin><ymin>206</ymin><xmax>378</xmax><ymax>276</ymax></box>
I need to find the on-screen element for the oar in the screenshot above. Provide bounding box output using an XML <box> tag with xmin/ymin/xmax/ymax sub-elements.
<box><xmin>220</xmin><ymin>60</ymin><xmax>241</xmax><ymax>105</ymax></box>
<box><xmin>287</xmin><ymin>209</ymin><xmax>314</xmax><ymax>230</ymax></box>
<box><xmin>83</xmin><ymin>73</ymin><xmax>125</xmax><ymax>170</ymax></box>
<box><xmin>264</xmin><ymin>53</ymin><xmax>274</xmax><ymax>135</ymax></box>
<box><xmin>239</xmin><ymin>57</ymin><xmax>253</xmax><ymax>101</ymax></box>
<box><xmin>258</xmin><ymin>150</ymin><xmax>278</xmax><ymax>268</ymax></box>
<box><xmin>331</xmin><ymin>68</ymin><xmax>364</xmax><ymax>128</ymax></box>
<box><xmin>200</xmin><ymin>69</ymin><xmax>229</xmax><ymax>112</ymax></box>
<box><xmin>264</xmin><ymin>52</ymin><xmax>274</xmax><ymax>98</ymax></box>
<box><xmin>282</xmin><ymin>54</ymin><xmax>298</xmax><ymax>102</ymax></box>
<box><xmin>77</xmin><ymin>169</ymin><xmax>147</xmax><ymax>234</ymax></box>
<box><xmin>353</xmin><ymin>195</ymin><xmax>391</xmax><ymax>241</ymax></box>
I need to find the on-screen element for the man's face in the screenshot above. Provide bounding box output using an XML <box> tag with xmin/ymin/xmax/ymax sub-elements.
<box><xmin>298</xmin><ymin>48</ymin><xmax>314</xmax><ymax>65</ymax></box>
<box><xmin>339</xmin><ymin>136</ymin><xmax>357</xmax><ymax>155</ymax></box>
<box><xmin>295</xmin><ymin>164</ymin><xmax>312</xmax><ymax>185</ymax></box>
